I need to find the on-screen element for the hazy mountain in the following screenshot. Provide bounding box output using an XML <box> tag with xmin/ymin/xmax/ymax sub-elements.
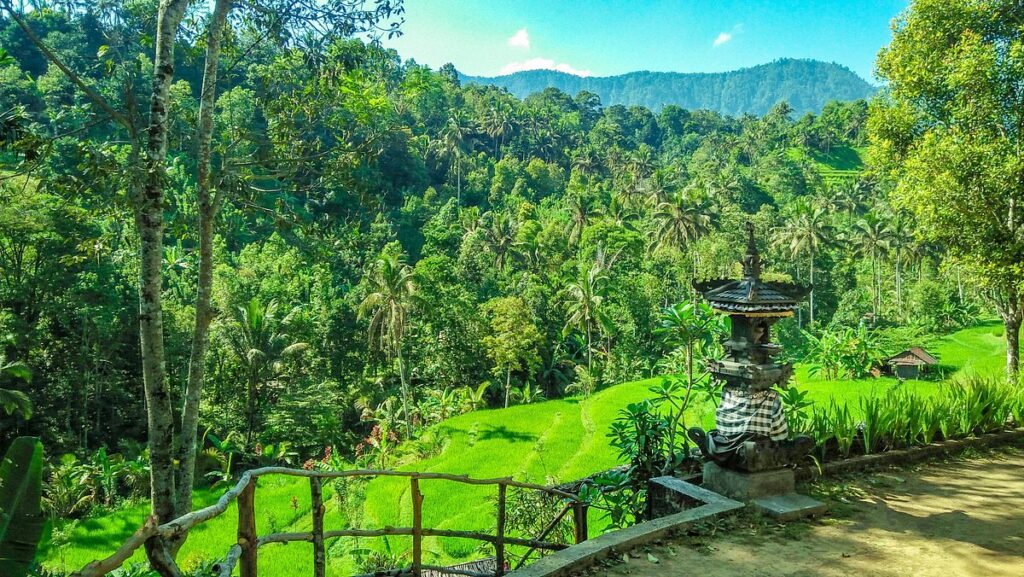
<box><xmin>461</xmin><ymin>58</ymin><xmax>876</xmax><ymax>116</ymax></box>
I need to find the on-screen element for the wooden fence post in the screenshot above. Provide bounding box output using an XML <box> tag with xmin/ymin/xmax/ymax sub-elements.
<box><xmin>572</xmin><ymin>502</ymin><xmax>588</xmax><ymax>544</ymax></box>
<box><xmin>238</xmin><ymin>478</ymin><xmax>258</xmax><ymax>577</ymax></box>
<box><xmin>310</xmin><ymin>477</ymin><xmax>326</xmax><ymax>577</ymax></box>
<box><xmin>495</xmin><ymin>483</ymin><xmax>507</xmax><ymax>577</ymax></box>
<box><xmin>411</xmin><ymin>477</ymin><xmax>423</xmax><ymax>577</ymax></box>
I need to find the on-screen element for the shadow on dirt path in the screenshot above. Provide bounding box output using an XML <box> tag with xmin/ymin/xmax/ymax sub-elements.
<box><xmin>581</xmin><ymin>445</ymin><xmax>1024</xmax><ymax>577</ymax></box>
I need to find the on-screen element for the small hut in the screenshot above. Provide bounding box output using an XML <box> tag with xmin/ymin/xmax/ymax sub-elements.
<box><xmin>883</xmin><ymin>347</ymin><xmax>938</xmax><ymax>379</ymax></box>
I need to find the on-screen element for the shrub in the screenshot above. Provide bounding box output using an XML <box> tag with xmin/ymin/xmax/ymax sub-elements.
<box><xmin>788</xmin><ymin>374</ymin><xmax>1023</xmax><ymax>463</ymax></box>
<box><xmin>803</xmin><ymin>323</ymin><xmax>884</xmax><ymax>380</ymax></box>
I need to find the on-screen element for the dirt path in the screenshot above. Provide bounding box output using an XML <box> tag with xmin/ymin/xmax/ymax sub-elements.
<box><xmin>589</xmin><ymin>446</ymin><xmax>1024</xmax><ymax>577</ymax></box>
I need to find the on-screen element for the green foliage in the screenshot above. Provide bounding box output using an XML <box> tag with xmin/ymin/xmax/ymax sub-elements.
<box><xmin>803</xmin><ymin>323</ymin><xmax>884</xmax><ymax>380</ymax></box>
<box><xmin>0</xmin><ymin>335</ymin><xmax>32</xmax><ymax>419</ymax></box>
<box><xmin>481</xmin><ymin>296</ymin><xmax>543</xmax><ymax>407</ymax></box>
<box><xmin>0</xmin><ymin>437</ymin><xmax>46</xmax><ymax>577</ymax></box>
<box><xmin>871</xmin><ymin>0</ymin><xmax>1024</xmax><ymax>375</ymax></box>
<box><xmin>792</xmin><ymin>375</ymin><xmax>1024</xmax><ymax>462</ymax></box>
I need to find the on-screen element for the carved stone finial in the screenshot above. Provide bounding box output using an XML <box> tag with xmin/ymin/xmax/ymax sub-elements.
<box><xmin>742</xmin><ymin>222</ymin><xmax>761</xmax><ymax>280</ymax></box>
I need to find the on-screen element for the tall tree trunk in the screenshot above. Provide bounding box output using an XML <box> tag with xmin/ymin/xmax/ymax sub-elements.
<box><xmin>397</xmin><ymin>348</ymin><xmax>413</xmax><ymax>437</ymax></box>
<box><xmin>871</xmin><ymin>251</ymin><xmax>878</xmax><ymax>319</ymax></box>
<box><xmin>809</xmin><ymin>256</ymin><xmax>815</xmax><ymax>326</ymax></box>
<box><xmin>140</xmin><ymin>1</ymin><xmax>190</xmax><ymax>574</ymax></box>
<box><xmin>174</xmin><ymin>0</ymin><xmax>231</xmax><ymax>536</ymax></box>
<box><xmin>895</xmin><ymin>250</ymin><xmax>902</xmax><ymax>313</ymax></box>
<box><xmin>246</xmin><ymin>371</ymin><xmax>258</xmax><ymax>446</ymax></box>
<box><xmin>1008</xmin><ymin>315</ymin><xmax>1021</xmax><ymax>380</ymax></box>
<box><xmin>586</xmin><ymin>324</ymin><xmax>593</xmax><ymax>374</ymax></box>
<box><xmin>504</xmin><ymin>367</ymin><xmax>511</xmax><ymax>408</ymax></box>
<box><xmin>998</xmin><ymin>284</ymin><xmax>1022</xmax><ymax>380</ymax></box>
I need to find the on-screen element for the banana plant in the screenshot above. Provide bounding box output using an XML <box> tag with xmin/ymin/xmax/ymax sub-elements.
<box><xmin>0</xmin><ymin>437</ymin><xmax>46</xmax><ymax>577</ymax></box>
<box><xmin>202</xmin><ymin>429</ymin><xmax>243</xmax><ymax>488</ymax></box>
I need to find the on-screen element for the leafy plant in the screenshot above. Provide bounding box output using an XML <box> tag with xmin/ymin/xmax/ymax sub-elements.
<box><xmin>0</xmin><ymin>437</ymin><xmax>46</xmax><ymax>577</ymax></box>
<box><xmin>0</xmin><ymin>335</ymin><xmax>32</xmax><ymax>419</ymax></box>
<box><xmin>579</xmin><ymin>469</ymin><xmax>641</xmax><ymax>530</ymax></box>
<box><xmin>41</xmin><ymin>455</ymin><xmax>94</xmax><ymax>519</ymax></box>
<box><xmin>777</xmin><ymin>385</ymin><xmax>814</xmax><ymax>433</ymax></box>
<box><xmin>202</xmin><ymin>430</ymin><xmax>243</xmax><ymax>488</ymax></box>
<box><xmin>803</xmin><ymin>323</ymin><xmax>884</xmax><ymax>380</ymax></box>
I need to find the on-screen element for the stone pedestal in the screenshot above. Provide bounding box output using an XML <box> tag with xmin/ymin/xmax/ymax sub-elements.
<box><xmin>701</xmin><ymin>462</ymin><xmax>826</xmax><ymax>521</ymax></box>
<box><xmin>702</xmin><ymin>462</ymin><xmax>795</xmax><ymax>500</ymax></box>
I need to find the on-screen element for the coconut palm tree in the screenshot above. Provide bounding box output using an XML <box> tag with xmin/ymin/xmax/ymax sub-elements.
<box><xmin>358</xmin><ymin>252</ymin><xmax>418</xmax><ymax>436</ymax></box>
<box><xmin>433</xmin><ymin>109</ymin><xmax>476</xmax><ymax>203</ymax></box>
<box><xmin>224</xmin><ymin>298</ymin><xmax>309</xmax><ymax>446</ymax></box>
<box><xmin>482</xmin><ymin>101</ymin><xmax>515</xmax><ymax>158</ymax></box>
<box><xmin>773</xmin><ymin>203</ymin><xmax>834</xmax><ymax>325</ymax></box>
<box><xmin>571</xmin><ymin>145</ymin><xmax>601</xmax><ymax>176</ymax></box>
<box><xmin>886</xmin><ymin>210</ymin><xmax>914</xmax><ymax>313</ymax></box>
<box><xmin>643</xmin><ymin>166</ymin><xmax>679</xmax><ymax>207</ymax></box>
<box><xmin>650</xmin><ymin>184</ymin><xmax>715</xmax><ymax>256</ymax></box>
<box><xmin>566</xmin><ymin>192</ymin><xmax>599</xmax><ymax>246</ymax></box>
<box><xmin>852</xmin><ymin>216</ymin><xmax>893</xmax><ymax>319</ymax></box>
<box><xmin>563</xmin><ymin>265</ymin><xmax>613</xmax><ymax>374</ymax></box>
<box><xmin>484</xmin><ymin>212</ymin><xmax>517</xmax><ymax>271</ymax></box>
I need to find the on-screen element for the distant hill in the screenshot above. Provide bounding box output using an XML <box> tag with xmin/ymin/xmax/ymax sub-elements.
<box><xmin>461</xmin><ymin>59</ymin><xmax>876</xmax><ymax>116</ymax></box>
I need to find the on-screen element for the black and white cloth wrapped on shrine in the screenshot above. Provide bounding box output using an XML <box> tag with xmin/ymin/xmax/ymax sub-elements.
<box><xmin>715</xmin><ymin>386</ymin><xmax>788</xmax><ymax>441</ymax></box>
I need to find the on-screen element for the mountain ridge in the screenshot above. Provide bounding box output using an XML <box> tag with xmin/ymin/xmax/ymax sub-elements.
<box><xmin>461</xmin><ymin>58</ymin><xmax>876</xmax><ymax>116</ymax></box>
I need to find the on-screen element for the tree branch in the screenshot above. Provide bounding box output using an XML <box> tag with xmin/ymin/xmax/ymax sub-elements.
<box><xmin>1</xmin><ymin>2</ymin><xmax>134</xmax><ymax>133</ymax></box>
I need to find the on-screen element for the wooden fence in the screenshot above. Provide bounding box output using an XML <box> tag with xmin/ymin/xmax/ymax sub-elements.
<box><xmin>71</xmin><ymin>468</ymin><xmax>589</xmax><ymax>577</ymax></box>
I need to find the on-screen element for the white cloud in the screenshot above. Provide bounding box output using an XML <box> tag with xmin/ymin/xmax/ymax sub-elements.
<box><xmin>500</xmin><ymin>57</ymin><xmax>592</xmax><ymax>77</ymax></box>
<box><xmin>713</xmin><ymin>24</ymin><xmax>743</xmax><ymax>47</ymax></box>
<box><xmin>508</xmin><ymin>28</ymin><xmax>530</xmax><ymax>49</ymax></box>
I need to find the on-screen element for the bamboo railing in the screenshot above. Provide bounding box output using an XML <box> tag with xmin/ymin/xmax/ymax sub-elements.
<box><xmin>72</xmin><ymin>468</ymin><xmax>588</xmax><ymax>577</ymax></box>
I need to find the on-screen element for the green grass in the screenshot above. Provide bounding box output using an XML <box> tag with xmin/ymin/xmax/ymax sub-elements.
<box><xmin>46</xmin><ymin>321</ymin><xmax>1007</xmax><ymax>576</ymax></box>
<box><xmin>786</xmin><ymin>145</ymin><xmax>865</xmax><ymax>184</ymax></box>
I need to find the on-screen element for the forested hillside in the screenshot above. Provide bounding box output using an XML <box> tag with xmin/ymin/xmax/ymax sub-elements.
<box><xmin>0</xmin><ymin>6</ymin><xmax>981</xmax><ymax>479</ymax></box>
<box><xmin>462</xmin><ymin>59</ymin><xmax>877</xmax><ymax>116</ymax></box>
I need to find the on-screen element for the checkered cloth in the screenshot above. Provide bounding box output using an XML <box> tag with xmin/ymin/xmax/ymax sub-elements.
<box><xmin>715</xmin><ymin>387</ymin><xmax>788</xmax><ymax>441</ymax></box>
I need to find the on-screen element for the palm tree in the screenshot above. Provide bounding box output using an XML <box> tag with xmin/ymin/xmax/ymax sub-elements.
<box><xmin>650</xmin><ymin>185</ymin><xmax>715</xmax><ymax>256</ymax></box>
<box><xmin>566</xmin><ymin>192</ymin><xmax>599</xmax><ymax>246</ymax></box>
<box><xmin>644</xmin><ymin>166</ymin><xmax>679</xmax><ymax>207</ymax></box>
<box><xmin>773</xmin><ymin>204</ymin><xmax>834</xmax><ymax>325</ymax></box>
<box><xmin>484</xmin><ymin>212</ymin><xmax>517</xmax><ymax>271</ymax></box>
<box><xmin>358</xmin><ymin>253</ymin><xmax>418</xmax><ymax>436</ymax></box>
<box><xmin>628</xmin><ymin>145</ymin><xmax>656</xmax><ymax>180</ymax></box>
<box><xmin>852</xmin><ymin>216</ymin><xmax>893</xmax><ymax>319</ymax></box>
<box><xmin>433</xmin><ymin>109</ymin><xmax>476</xmax><ymax>203</ymax></box>
<box><xmin>563</xmin><ymin>265</ymin><xmax>613</xmax><ymax>374</ymax></box>
<box><xmin>482</xmin><ymin>101</ymin><xmax>514</xmax><ymax>158</ymax></box>
<box><xmin>706</xmin><ymin>170</ymin><xmax>742</xmax><ymax>202</ymax></box>
<box><xmin>604</xmin><ymin>193</ymin><xmax>638</xmax><ymax>229</ymax></box>
<box><xmin>827</xmin><ymin>180</ymin><xmax>868</xmax><ymax>222</ymax></box>
<box><xmin>0</xmin><ymin>338</ymin><xmax>32</xmax><ymax>419</ymax></box>
<box><xmin>571</xmin><ymin>145</ymin><xmax>601</xmax><ymax>176</ymax></box>
<box><xmin>225</xmin><ymin>298</ymin><xmax>309</xmax><ymax>446</ymax></box>
<box><xmin>886</xmin><ymin>210</ymin><xmax>914</xmax><ymax>313</ymax></box>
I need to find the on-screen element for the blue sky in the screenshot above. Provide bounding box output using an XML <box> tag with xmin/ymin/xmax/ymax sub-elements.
<box><xmin>382</xmin><ymin>1</ymin><xmax>908</xmax><ymax>82</ymax></box>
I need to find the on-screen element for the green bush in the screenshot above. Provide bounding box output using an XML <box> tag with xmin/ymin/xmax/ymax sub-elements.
<box><xmin>793</xmin><ymin>374</ymin><xmax>1022</xmax><ymax>462</ymax></box>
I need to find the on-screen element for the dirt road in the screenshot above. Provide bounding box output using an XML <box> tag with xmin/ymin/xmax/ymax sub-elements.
<box><xmin>588</xmin><ymin>446</ymin><xmax>1024</xmax><ymax>577</ymax></box>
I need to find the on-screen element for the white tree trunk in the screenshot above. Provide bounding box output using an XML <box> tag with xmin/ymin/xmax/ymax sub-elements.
<box><xmin>138</xmin><ymin>1</ymin><xmax>190</xmax><ymax>574</ymax></box>
<box><xmin>175</xmin><ymin>0</ymin><xmax>231</xmax><ymax>537</ymax></box>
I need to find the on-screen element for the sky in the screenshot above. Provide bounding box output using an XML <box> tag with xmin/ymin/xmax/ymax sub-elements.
<box><xmin>382</xmin><ymin>1</ymin><xmax>909</xmax><ymax>82</ymax></box>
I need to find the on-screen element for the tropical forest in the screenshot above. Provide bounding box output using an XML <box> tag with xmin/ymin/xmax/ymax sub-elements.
<box><xmin>0</xmin><ymin>1</ymin><xmax>1022</xmax><ymax>577</ymax></box>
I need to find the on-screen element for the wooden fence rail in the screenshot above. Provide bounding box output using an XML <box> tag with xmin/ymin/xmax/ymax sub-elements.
<box><xmin>71</xmin><ymin>468</ymin><xmax>588</xmax><ymax>577</ymax></box>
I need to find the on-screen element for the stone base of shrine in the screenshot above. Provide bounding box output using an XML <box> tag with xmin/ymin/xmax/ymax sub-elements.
<box><xmin>752</xmin><ymin>493</ymin><xmax>827</xmax><ymax>521</ymax></box>
<box><xmin>702</xmin><ymin>462</ymin><xmax>826</xmax><ymax>520</ymax></box>
<box><xmin>702</xmin><ymin>462</ymin><xmax>796</xmax><ymax>500</ymax></box>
